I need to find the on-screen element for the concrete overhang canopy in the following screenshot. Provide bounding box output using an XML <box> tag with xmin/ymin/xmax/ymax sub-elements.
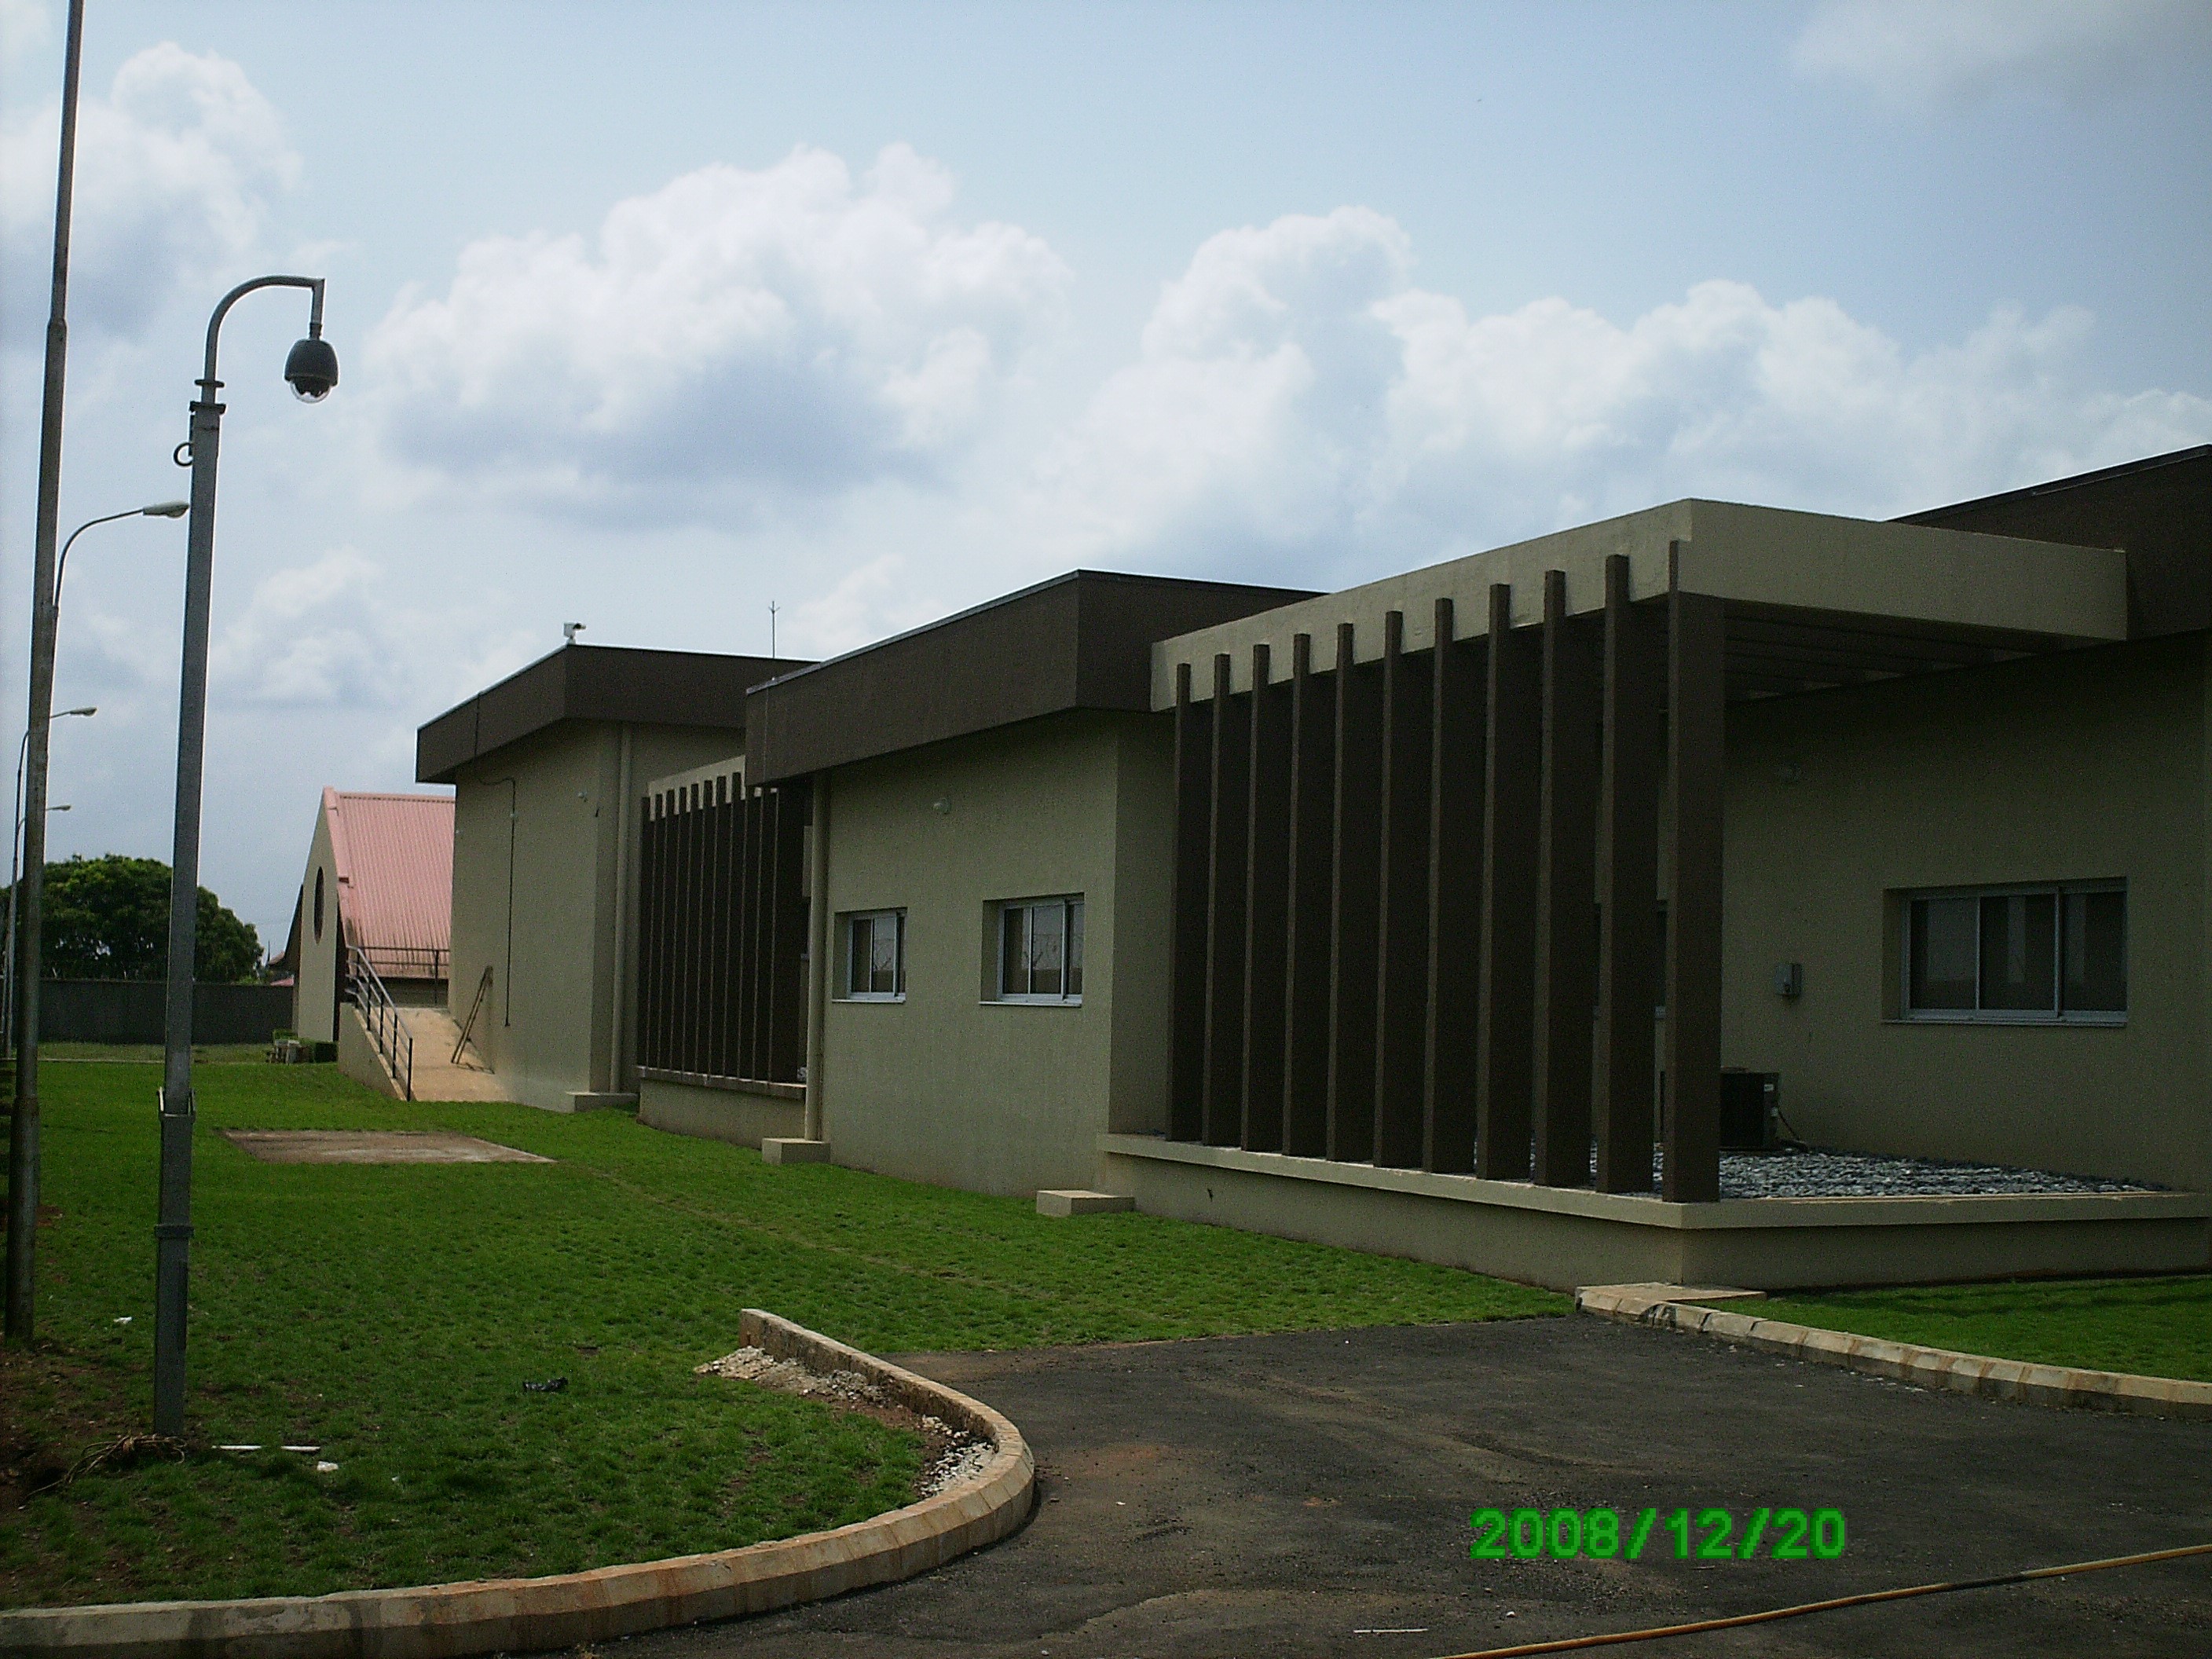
<box><xmin>1149</xmin><ymin>500</ymin><xmax>2130</xmax><ymax>708</ymax></box>
<box><xmin>746</xmin><ymin>570</ymin><xmax>1317</xmax><ymax>785</ymax></box>
<box><xmin>416</xmin><ymin>643</ymin><xmax>813</xmax><ymax>784</ymax></box>
<box><xmin>1895</xmin><ymin>444</ymin><xmax>2210</xmax><ymax>640</ymax></box>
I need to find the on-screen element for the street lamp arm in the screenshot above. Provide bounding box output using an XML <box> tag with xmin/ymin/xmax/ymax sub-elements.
<box><xmin>56</xmin><ymin>507</ymin><xmax>149</xmax><ymax>606</ymax></box>
<box><xmin>200</xmin><ymin>275</ymin><xmax>326</xmax><ymax>392</ymax></box>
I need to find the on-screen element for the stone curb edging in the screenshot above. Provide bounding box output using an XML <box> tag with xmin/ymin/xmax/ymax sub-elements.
<box><xmin>0</xmin><ymin>1310</ymin><xmax>1035</xmax><ymax>1659</ymax></box>
<box><xmin>1576</xmin><ymin>1282</ymin><xmax>2212</xmax><ymax>1422</ymax></box>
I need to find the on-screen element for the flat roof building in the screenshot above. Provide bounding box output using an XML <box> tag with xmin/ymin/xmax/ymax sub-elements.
<box><xmin>423</xmin><ymin>449</ymin><xmax>2212</xmax><ymax>1288</ymax></box>
<box><xmin>417</xmin><ymin>641</ymin><xmax>808</xmax><ymax>1111</ymax></box>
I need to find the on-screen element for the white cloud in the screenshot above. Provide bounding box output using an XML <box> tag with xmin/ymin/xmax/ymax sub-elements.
<box><xmin>1033</xmin><ymin>209</ymin><xmax>2212</xmax><ymax>586</ymax></box>
<box><xmin>1792</xmin><ymin>0</ymin><xmax>2212</xmax><ymax>108</ymax></box>
<box><xmin>1</xmin><ymin>42</ymin><xmax>299</xmax><ymax>339</ymax></box>
<box><xmin>785</xmin><ymin>551</ymin><xmax>950</xmax><ymax>660</ymax></box>
<box><xmin>1031</xmin><ymin>207</ymin><xmax>1414</xmax><ymax>573</ymax></box>
<box><xmin>208</xmin><ymin>546</ymin><xmax>537</xmax><ymax>711</ymax></box>
<box><xmin>363</xmin><ymin>144</ymin><xmax>1071</xmax><ymax>517</ymax></box>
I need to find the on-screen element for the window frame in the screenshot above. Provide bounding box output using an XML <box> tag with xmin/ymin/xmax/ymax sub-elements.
<box><xmin>1898</xmin><ymin>880</ymin><xmax>2126</xmax><ymax>1027</ymax></box>
<box><xmin>990</xmin><ymin>894</ymin><xmax>1086</xmax><ymax>1006</ymax></box>
<box><xmin>836</xmin><ymin>907</ymin><xmax>906</xmax><ymax>1003</ymax></box>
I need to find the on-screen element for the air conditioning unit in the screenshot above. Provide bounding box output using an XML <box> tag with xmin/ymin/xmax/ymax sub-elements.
<box><xmin>1719</xmin><ymin>1069</ymin><xmax>1779</xmax><ymax>1152</ymax></box>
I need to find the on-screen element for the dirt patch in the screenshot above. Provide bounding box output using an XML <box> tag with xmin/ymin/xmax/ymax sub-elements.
<box><xmin>0</xmin><ymin>1345</ymin><xmax>139</xmax><ymax>1524</ymax></box>
<box><xmin>218</xmin><ymin>1130</ymin><xmax>551</xmax><ymax>1165</ymax></box>
<box><xmin>697</xmin><ymin>1347</ymin><xmax>991</xmax><ymax>1499</ymax></box>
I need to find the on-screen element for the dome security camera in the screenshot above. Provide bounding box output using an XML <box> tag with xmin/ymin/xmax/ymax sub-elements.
<box><xmin>284</xmin><ymin>335</ymin><xmax>339</xmax><ymax>403</ymax></box>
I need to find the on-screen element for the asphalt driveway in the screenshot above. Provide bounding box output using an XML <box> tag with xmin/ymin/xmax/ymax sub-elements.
<box><xmin>631</xmin><ymin>1315</ymin><xmax>2211</xmax><ymax>1658</ymax></box>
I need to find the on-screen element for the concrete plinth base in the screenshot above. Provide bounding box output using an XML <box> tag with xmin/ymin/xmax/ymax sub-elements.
<box><xmin>564</xmin><ymin>1091</ymin><xmax>639</xmax><ymax>1113</ymax></box>
<box><xmin>1036</xmin><ymin>1189</ymin><xmax>1135</xmax><ymax>1217</ymax></box>
<box><xmin>1100</xmin><ymin>1133</ymin><xmax>2211</xmax><ymax>1291</ymax></box>
<box><xmin>763</xmin><ymin>1138</ymin><xmax>833</xmax><ymax>1166</ymax></box>
<box><xmin>639</xmin><ymin>1075</ymin><xmax>805</xmax><ymax>1149</ymax></box>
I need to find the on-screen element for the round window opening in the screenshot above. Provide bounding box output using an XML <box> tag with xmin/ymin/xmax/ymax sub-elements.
<box><xmin>313</xmin><ymin>868</ymin><xmax>324</xmax><ymax>942</ymax></box>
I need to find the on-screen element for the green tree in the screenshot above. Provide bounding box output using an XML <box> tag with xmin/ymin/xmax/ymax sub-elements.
<box><xmin>15</xmin><ymin>855</ymin><xmax>262</xmax><ymax>983</ymax></box>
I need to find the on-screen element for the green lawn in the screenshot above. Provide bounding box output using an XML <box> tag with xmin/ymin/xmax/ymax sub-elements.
<box><xmin>1</xmin><ymin>1060</ymin><xmax>1560</xmax><ymax>1608</ymax></box>
<box><xmin>34</xmin><ymin>1043</ymin><xmax>273</xmax><ymax>1063</ymax></box>
<box><xmin>1739</xmin><ymin>1277</ymin><xmax>2212</xmax><ymax>1383</ymax></box>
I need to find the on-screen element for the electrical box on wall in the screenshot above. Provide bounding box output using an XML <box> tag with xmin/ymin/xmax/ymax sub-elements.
<box><xmin>1773</xmin><ymin>961</ymin><xmax>1804</xmax><ymax>999</ymax></box>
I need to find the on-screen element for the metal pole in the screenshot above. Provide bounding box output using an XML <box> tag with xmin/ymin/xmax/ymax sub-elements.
<box><xmin>6</xmin><ymin>0</ymin><xmax>85</xmax><ymax>1348</ymax></box>
<box><xmin>152</xmin><ymin>272</ymin><xmax>326</xmax><ymax>1437</ymax></box>
<box><xmin>153</xmin><ymin>389</ymin><xmax>222</xmax><ymax>1437</ymax></box>
<box><xmin>7</xmin><ymin>731</ymin><xmax>29</xmax><ymax>1060</ymax></box>
<box><xmin>9</xmin><ymin>719</ymin><xmax>89</xmax><ymax>1060</ymax></box>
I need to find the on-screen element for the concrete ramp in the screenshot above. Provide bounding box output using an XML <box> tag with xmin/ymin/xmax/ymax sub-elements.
<box><xmin>400</xmin><ymin>1005</ymin><xmax>511</xmax><ymax>1101</ymax></box>
<box><xmin>338</xmin><ymin>1002</ymin><xmax>510</xmax><ymax>1102</ymax></box>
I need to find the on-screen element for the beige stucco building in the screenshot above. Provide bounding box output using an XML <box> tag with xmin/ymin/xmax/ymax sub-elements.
<box><xmin>422</xmin><ymin>449</ymin><xmax>2212</xmax><ymax>1290</ymax></box>
<box><xmin>416</xmin><ymin>643</ymin><xmax>804</xmax><ymax>1111</ymax></box>
<box><xmin>1721</xmin><ymin>631</ymin><xmax>2206</xmax><ymax>1191</ymax></box>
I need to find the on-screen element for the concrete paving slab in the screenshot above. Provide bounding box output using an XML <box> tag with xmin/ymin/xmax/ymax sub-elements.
<box><xmin>1036</xmin><ymin>1190</ymin><xmax>1136</xmax><ymax>1217</ymax></box>
<box><xmin>218</xmin><ymin>1130</ymin><xmax>551</xmax><ymax>1165</ymax></box>
<box><xmin>626</xmin><ymin>1317</ymin><xmax>2212</xmax><ymax>1659</ymax></box>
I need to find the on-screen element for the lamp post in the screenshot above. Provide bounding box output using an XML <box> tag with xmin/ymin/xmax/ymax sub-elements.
<box><xmin>7</xmin><ymin>497</ymin><xmax>192</xmax><ymax>1325</ymax></box>
<box><xmin>6</xmin><ymin>707</ymin><xmax>95</xmax><ymax>1059</ymax></box>
<box><xmin>6</xmin><ymin>501</ymin><xmax>187</xmax><ymax>1068</ymax></box>
<box><xmin>153</xmin><ymin>276</ymin><xmax>336</xmax><ymax>1439</ymax></box>
<box><xmin>3</xmin><ymin>0</ymin><xmax>84</xmax><ymax>1350</ymax></box>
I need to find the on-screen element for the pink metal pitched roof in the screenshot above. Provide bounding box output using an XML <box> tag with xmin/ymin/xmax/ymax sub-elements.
<box><xmin>324</xmin><ymin>788</ymin><xmax>452</xmax><ymax>980</ymax></box>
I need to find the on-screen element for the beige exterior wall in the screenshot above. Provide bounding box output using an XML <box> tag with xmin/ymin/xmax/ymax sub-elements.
<box><xmin>293</xmin><ymin>808</ymin><xmax>342</xmax><ymax>1045</ymax></box>
<box><xmin>449</xmin><ymin>721</ymin><xmax>743</xmax><ymax>1111</ymax></box>
<box><xmin>1723</xmin><ymin>634</ymin><xmax>2210</xmax><ymax>1191</ymax></box>
<box><xmin>818</xmin><ymin>710</ymin><xmax>1177</xmax><ymax>1196</ymax></box>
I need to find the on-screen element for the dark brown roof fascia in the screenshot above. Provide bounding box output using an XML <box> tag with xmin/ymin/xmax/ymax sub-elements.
<box><xmin>416</xmin><ymin>644</ymin><xmax>812</xmax><ymax>783</ymax></box>
<box><xmin>1897</xmin><ymin>445</ymin><xmax>2211</xmax><ymax>639</ymax></box>
<box><xmin>747</xmin><ymin>569</ymin><xmax>1316</xmax><ymax>783</ymax></box>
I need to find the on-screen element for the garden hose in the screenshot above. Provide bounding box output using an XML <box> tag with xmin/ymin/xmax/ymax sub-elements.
<box><xmin>1432</xmin><ymin>1538</ymin><xmax>2212</xmax><ymax>1657</ymax></box>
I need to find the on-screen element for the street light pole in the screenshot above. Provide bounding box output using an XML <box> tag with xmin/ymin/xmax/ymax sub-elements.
<box><xmin>7</xmin><ymin>708</ymin><xmax>95</xmax><ymax>1058</ymax></box>
<box><xmin>5</xmin><ymin>0</ymin><xmax>85</xmax><ymax>1347</ymax></box>
<box><xmin>154</xmin><ymin>275</ymin><xmax>337</xmax><ymax>1439</ymax></box>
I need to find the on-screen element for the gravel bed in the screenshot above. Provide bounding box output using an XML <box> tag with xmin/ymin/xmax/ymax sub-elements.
<box><xmin>1696</xmin><ymin>1146</ymin><xmax>2160</xmax><ymax>1199</ymax></box>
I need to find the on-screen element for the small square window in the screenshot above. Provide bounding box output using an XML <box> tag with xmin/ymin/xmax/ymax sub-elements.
<box><xmin>993</xmin><ymin>896</ymin><xmax>1084</xmax><ymax>1004</ymax></box>
<box><xmin>837</xmin><ymin>910</ymin><xmax>905</xmax><ymax>1001</ymax></box>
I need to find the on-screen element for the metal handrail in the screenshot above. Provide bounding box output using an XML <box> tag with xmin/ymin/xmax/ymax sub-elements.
<box><xmin>358</xmin><ymin>944</ymin><xmax>449</xmax><ymax>983</ymax></box>
<box><xmin>451</xmin><ymin>963</ymin><xmax>493</xmax><ymax>1067</ymax></box>
<box><xmin>347</xmin><ymin>943</ymin><xmax>412</xmax><ymax>1101</ymax></box>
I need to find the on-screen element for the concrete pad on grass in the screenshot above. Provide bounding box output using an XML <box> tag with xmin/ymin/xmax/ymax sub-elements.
<box><xmin>218</xmin><ymin>1130</ymin><xmax>550</xmax><ymax>1165</ymax></box>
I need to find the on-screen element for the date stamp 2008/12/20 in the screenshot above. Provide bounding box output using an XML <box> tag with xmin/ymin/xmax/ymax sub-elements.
<box><xmin>1470</xmin><ymin>1507</ymin><xmax>1846</xmax><ymax>1562</ymax></box>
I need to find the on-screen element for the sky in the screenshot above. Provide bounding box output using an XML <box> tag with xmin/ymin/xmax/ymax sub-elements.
<box><xmin>2</xmin><ymin>0</ymin><xmax>2209</xmax><ymax>949</ymax></box>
